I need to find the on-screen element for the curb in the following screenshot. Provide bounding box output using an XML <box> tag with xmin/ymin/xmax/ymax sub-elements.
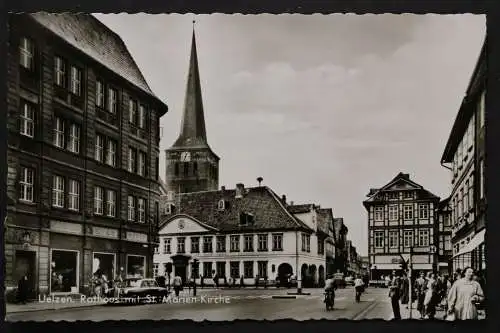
<box><xmin>272</xmin><ymin>295</ymin><xmax>297</xmax><ymax>299</ymax></box>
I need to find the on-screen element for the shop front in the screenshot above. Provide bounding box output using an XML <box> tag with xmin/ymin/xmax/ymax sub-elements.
<box><xmin>50</xmin><ymin>249</ymin><xmax>80</xmax><ymax>294</ymax></box>
<box><xmin>451</xmin><ymin>229</ymin><xmax>485</xmax><ymax>273</ymax></box>
<box><xmin>126</xmin><ymin>254</ymin><xmax>146</xmax><ymax>278</ymax></box>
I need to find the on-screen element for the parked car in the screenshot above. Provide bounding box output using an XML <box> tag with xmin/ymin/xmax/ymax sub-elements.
<box><xmin>109</xmin><ymin>278</ymin><xmax>170</xmax><ymax>304</ymax></box>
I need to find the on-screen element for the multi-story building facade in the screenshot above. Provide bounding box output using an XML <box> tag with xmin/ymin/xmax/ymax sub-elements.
<box><xmin>436</xmin><ymin>198</ymin><xmax>452</xmax><ymax>275</ymax></box>
<box><xmin>154</xmin><ymin>184</ymin><xmax>332</xmax><ymax>287</ymax></box>
<box><xmin>5</xmin><ymin>13</ymin><xmax>168</xmax><ymax>298</ymax></box>
<box><xmin>317</xmin><ymin>208</ymin><xmax>336</xmax><ymax>279</ymax></box>
<box><xmin>332</xmin><ymin>217</ymin><xmax>349</xmax><ymax>274</ymax></box>
<box><xmin>287</xmin><ymin>204</ymin><xmax>336</xmax><ymax>287</ymax></box>
<box><xmin>441</xmin><ymin>38</ymin><xmax>486</xmax><ymax>274</ymax></box>
<box><xmin>346</xmin><ymin>240</ymin><xmax>361</xmax><ymax>276</ymax></box>
<box><xmin>363</xmin><ymin>173</ymin><xmax>440</xmax><ymax>278</ymax></box>
<box><xmin>164</xmin><ymin>28</ymin><xmax>219</xmax><ymax>195</ymax></box>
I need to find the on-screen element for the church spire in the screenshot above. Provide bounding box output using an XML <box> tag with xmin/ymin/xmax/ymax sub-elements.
<box><xmin>173</xmin><ymin>21</ymin><xmax>208</xmax><ymax>148</ymax></box>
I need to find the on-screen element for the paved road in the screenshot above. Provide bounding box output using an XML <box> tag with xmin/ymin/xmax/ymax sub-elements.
<box><xmin>6</xmin><ymin>287</ymin><xmax>394</xmax><ymax>321</ymax></box>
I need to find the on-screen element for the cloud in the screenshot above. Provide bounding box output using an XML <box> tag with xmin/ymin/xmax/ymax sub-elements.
<box><xmin>96</xmin><ymin>14</ymin><xmax>486</xmax><ymax>255</ymax></box>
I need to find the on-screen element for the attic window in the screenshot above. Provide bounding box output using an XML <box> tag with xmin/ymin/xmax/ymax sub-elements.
<box><xmin>240</xmin><ymin>212</ymin><xmax>254</xmax><ymax>226</ymax></box>
<box><xmin>218</xmin><ymin>199</ymin><xmax>225</xmax><ymax>211</ymax></box>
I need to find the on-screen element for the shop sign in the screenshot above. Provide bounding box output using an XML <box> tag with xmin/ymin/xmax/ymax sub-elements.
<box><xmin>126</xmin><ymin>231</ymin><xmax>147</xmax><ymax>243</ymax></box>
<box><xmin>92</xmin><ymin>226</ymin><xmax>119</xmax><ymax>239</ymax></box>
<box><xmin>50</xmin><ymin>221</ymin><xmax>83</xmax><ymax>235</ymax></box>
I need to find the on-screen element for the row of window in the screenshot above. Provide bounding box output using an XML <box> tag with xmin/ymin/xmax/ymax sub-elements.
<box><xmin>19</xmin><ymin>106</ymin><xmax>157</xmax><ymax>179</ymax></box>
<box><xmin>373</xmin><ymin>203</ymin><xmax>429</xmax><ymax>222</ymax></box>
<box><xmin>153</xmin><ymin>261</ymin><xmax>270</xmax><ymax>279</ymax></box>
<box><xmin>158</xmin><ymin>234</ymin><xmax>284</xmax><ymax>254</ymax></box>
<box><xmin>373</xmin><ymin>229</ymin><xmax>430</xmax><ymax>248</ymax></box>
<box><xmin>452</xmin><ymin>116</ymin><xmax>474</xmax><ymax>177</ymax></box>
<box><xmin>451</xmin><ymin>175</ymin><xmax>474</xmax><ymax>226</ymax></box>
<box><xmin>19</xmin><ymin>166</ymin><xmax>157</xmax><ymax>223</ymax></box>
<box><xmin>19</xmin><ymin>36</ymin><xmax>154</xmax><ymax>132</ymax></box>
<box><xmin>385</xmin><ymin>191</ymin><xmax>414</xmax><ymax>201</ymax></box>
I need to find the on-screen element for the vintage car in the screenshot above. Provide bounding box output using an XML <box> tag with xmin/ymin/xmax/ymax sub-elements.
<box><xmin>109</xmin><ymin>278</ymin><xmax>170</xmax><ymax>304</ymax></box>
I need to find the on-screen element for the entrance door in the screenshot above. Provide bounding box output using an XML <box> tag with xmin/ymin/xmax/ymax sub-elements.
<box><xmin>174</xmin><ymin>264</ymin><xmax>187</xmax><ymax>284</ymax></box>
<box><xmin>15</xmin><ymin>250</ymin><xmax>36</xmax><ymax>299</ymax></box>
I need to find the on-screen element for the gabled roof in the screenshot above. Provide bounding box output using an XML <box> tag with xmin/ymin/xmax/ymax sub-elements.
<box><xmin>317</xmin><ymin>208</ymin><xmax>334</xmax><ymax>235</ymax></box>
<box><xmin>29</xmin><ymin>13</ymin><xmax>168</xmax><ymax>115</ymax></box>
<box><xmin>159</xmin><ymin>186</ymin><xmax>312</xmax><ymax>232</ymax></box>
<box><xmin>333</xmin><ymin>217</ymin><xmax>347</xmax><ymax>244</ymax></box>
<box><xmin>363</xmin><ymin>172</ymin><xmax>440</xmax><ymax>208</ymax></box>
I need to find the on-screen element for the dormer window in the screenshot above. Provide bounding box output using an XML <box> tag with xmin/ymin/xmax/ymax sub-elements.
<box><xmin>240</xmin><ymin>212</ymin><xmax>254</xmax><ymax>225</ymax></box>
<box><xmin>167</xmin><ymin>191</ymin><xmax>174</xmax><ymax>201</ymax></box>
<box><xmin>218</xmin><ymin>199</ymin><xmax>225</xmax><ymax>211</ymax></box>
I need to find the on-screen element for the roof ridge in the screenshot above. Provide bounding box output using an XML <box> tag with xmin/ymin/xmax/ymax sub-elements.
<box><xmin>264</xmin><ymin>186</ymin><xmax>312</xmax><ymax>231</ymax></box>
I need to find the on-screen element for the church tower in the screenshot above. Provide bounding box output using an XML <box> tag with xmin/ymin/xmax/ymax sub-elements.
<box><xmin>165</xmin><ymin>24</ymin><xmax>220</xmax><ymax>194</ymax></box>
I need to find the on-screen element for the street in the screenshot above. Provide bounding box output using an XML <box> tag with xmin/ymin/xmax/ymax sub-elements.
<box><xmin>6</xmin><ymin>287</ymin><xmax>397</xmax><ymax>321</ymax></box>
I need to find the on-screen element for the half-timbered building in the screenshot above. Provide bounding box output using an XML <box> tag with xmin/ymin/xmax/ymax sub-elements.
<box><xmin>363</xmin><ymin>173</ymin><xmax>440</xmax><ymax>278</ymax></box>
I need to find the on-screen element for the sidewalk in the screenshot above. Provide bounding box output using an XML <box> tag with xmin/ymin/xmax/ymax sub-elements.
<box><xmin>398</xmin><ymin>302</ymin><xmax>447</xmax><ymax>320</ymax></box>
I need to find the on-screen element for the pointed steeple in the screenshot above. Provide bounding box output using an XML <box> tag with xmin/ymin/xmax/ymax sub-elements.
<box><xmin>173</xmin><ymin>21</ymin><xmax>209</xmax><ymax>148</ymax></box>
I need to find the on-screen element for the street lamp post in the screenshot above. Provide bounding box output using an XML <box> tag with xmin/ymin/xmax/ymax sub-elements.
<box><xmin>192</xmin><ymin>259</ymin><xmax>199</xmax><ymax>297</ymax></box>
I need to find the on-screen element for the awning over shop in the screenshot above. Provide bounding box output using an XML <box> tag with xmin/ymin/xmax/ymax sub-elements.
<box><xmin>453</xmin><ymin>229</ymin><xmax>485</xmax><ymax>258</ymax></box>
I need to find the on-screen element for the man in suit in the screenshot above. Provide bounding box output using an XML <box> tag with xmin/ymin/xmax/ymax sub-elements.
<box><xmin>389</xmin><ymin>271</ymin><xmax>402</xmax><ymax>320</ymax></box>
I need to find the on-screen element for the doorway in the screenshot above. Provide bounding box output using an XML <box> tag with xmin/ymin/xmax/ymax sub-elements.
<box><xmin>15</xmin><ymin>250</ymin><xmax>37</xmax><ymax>299</ymax></box>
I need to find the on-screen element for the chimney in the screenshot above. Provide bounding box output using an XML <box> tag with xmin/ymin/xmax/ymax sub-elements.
<box><xmin>281</xmin><ymin>195</ymin><xmax>287</xmax><ymax>204</ymax></box>
<box><xmin>290</xmin><ymin>201</ymin><xmax>294</xmax><ymax>206</ymax></box>
<box><xmin>235</xmin><ymin>183</ymin><xmax>245</xmax><ymax>199</ymax></box>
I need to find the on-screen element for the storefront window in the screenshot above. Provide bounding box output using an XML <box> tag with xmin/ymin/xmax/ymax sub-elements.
<box><xmin>127</xmin><ymin>255</ymin><xmax>145</xmax><ymax>278</ymax></box>
<box><xmin>93</xmin><ymin>252</ymin><xmax>116</xmax><ymax>281</ymax></box>
<box><xmin>51</xmin><ymin>250</ymin><xmax>79</xmax><ymax>293</ymax></box>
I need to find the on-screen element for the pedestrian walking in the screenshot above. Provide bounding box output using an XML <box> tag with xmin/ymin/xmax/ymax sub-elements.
<box><xmin>447</xmin><ymin>267</ymin><xmax>484</xmax><ymax>320</ymax></box>
<box><xmin>423</xmin><ymin>272</ymin><xmax>438</xmax><ymax>319</ymax></box>
<box><xmin>414</xmin><ymin>271</ymin><xmax>427</xmax><ymax>319</ymax></box>
<box><xmin>354</xmin><ymin>275</ymin><xmax>364</xmax><ymax>303</ymax></box>
<box><xmin>399</xmin><ymin>271</ymin><xmax>409</xmax><ymax>307</ymax></box>
<box><xmin>173</xmin><ymin>275</ymin><xmax>183</xmax><ymax>297</ymax></box>
<box><xmin>389</xmin><ymin>271</ymin><xmax>402</xmax><ymax>320</ymax></box>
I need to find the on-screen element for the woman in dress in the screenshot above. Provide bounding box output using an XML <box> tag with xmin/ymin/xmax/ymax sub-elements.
<box><xmin>414</xmin><ymin>271</ymin><xmax>427</xmax><ymax>319</ymax></box>
<box><xmin>447</xmin><ymin>267</ymin><xmax>484</xmax><ymax>320</ymax></box>
<box><xmin>423</xmin><ymin>272</ymin><xmax>438</xmax><ymax>319</ymax></box>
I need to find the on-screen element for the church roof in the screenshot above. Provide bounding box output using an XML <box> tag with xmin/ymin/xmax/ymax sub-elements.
<box><xmin>171</xmin><ymin>27</ymin><xmax>212</xmax><ymax>150</ymax></box>
<box><xmin>29</xmin><ymin>13</ymin><xmax>167</xmax><ymax>113</ymax></box>
<box><xmin>160</xmin><ymin>186</ymin><xmax>312</xmax><ymax>233</ymax></box>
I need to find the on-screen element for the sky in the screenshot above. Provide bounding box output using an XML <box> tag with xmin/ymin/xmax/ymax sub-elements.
<box><xmin>95</xmin><ymin>14</ymin><xmax>485</xmax><ymax>255</ymax></box>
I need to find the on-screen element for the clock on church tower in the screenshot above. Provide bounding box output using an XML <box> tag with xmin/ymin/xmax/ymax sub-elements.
<box><xmin>165</xmin><ymin>26</ymin><xmax>220</xmax><ymax>194</ymax></box>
